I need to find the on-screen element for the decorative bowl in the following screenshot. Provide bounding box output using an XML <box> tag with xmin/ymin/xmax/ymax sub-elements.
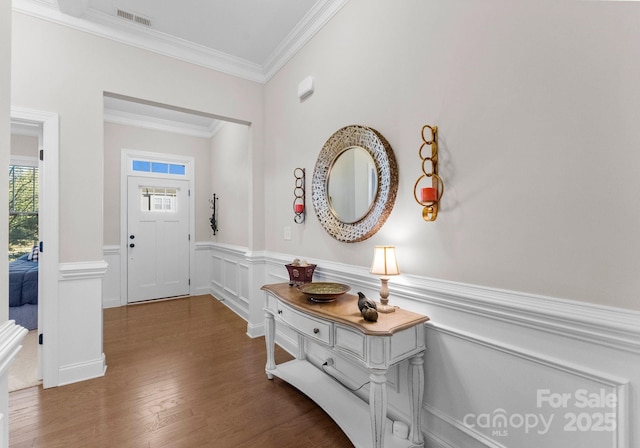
<box><xmin>297</xmin><ymin>282</ymin><xmax>351</xmax><ymax>302</ymax></box>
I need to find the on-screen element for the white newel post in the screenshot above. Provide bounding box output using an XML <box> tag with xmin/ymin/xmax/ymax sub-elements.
<box><xmin>0</xmin><ymin>321</ymin><xmax>28</xmax><ymax>448</ymax></box>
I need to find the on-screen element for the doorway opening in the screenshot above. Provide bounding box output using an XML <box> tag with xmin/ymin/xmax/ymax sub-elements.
<box><xmin>8</xmin><ymin>107</ymin><xmax>59</xmax><ymax>390</ymax></box>
<box><xmin>8</xmin><ymin>122</ymin><xmax>41</xmax><ymax>391</ymax></box>
<box><xmin>103</xmin><ymin>92</ymin><xmax>252</xmax><ymax>306</ymax></box>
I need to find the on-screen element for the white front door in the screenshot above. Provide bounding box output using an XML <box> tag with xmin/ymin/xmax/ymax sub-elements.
<box><xmin>127</xmin><ymin>176</ymin><xmax>190</xmax><ymax>303</ymax></box>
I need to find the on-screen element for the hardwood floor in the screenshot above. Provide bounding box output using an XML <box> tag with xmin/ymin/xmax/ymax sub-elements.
<box><xmin>9</xmin><ymin>295</ymin><xmax>354</xmax><ymax>447</ymax></box>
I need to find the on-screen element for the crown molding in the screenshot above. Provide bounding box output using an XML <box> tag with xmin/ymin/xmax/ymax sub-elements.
<box><xmin>263</xmin><ymin>0</ymin><xmax>350</xmax><ymax>80</ymax></box>
<box><xmin>103</xmin><ymin>108</ymin><xmax>225</xmax><ymax>139</ymax></box>
<box><xmin>12</xmin><ymin>0</ymin><xmax>350</xmax><ymax>84</ymax></box>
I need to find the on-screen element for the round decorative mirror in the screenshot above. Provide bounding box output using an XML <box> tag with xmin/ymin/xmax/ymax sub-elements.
<box><xmin>312</xmin><ymin>125</ymin><xmax>398</xmax><ymax>242</ymax></box>
<box><xmin>327</xmin><ymin>146</ymin><xmax>378</xmax><ymax>224</ymax></box>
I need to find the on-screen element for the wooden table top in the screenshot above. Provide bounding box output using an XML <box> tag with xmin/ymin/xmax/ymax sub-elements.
<box><xmin>261</xmin><ymin>282</ymin><xmax>430</xmax><ymax>336</ymax></box>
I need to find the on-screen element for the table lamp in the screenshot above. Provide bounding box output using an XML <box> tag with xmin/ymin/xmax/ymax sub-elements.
<box><xmin>370</xmin><ymin>245</ymin><xmax>400</xmax><ymax>313</ymax></box>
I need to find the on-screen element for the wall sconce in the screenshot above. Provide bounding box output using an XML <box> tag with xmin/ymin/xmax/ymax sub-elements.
<box><xmin>209</xmin><ymin>193</ymin><xmax>218</xmax><ymax>235</ymax></box>
<box><xmin>370</xmin><ymin>245</ymin><xmax>400</xmax><ymax>313</ymax></box>
<box><xmin>293</xmin><ymin>168</ymin><xmax>305</xmax><ymax>224</ymax></box>
<box><xmin>413</xmin><ymin>125</ymin><xmax>444</xmax><ymax>221</ymax></box>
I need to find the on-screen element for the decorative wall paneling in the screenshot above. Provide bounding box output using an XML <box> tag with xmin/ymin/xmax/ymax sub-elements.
<box><xmin>261</xmin><ymin>252</ymin><xmax>640</xmax><ymax>448</ymax></box>
<box><xmin>100</xmin><ymin>245</ymin><xmax>640</xmax><ymax>447</ymax></box>
<box><xmin>58</xmin><ymin>261</ymin><xmax>108</xmax><ymax>386</ymax></box>
<box><xmin>207</xmin><ymin>243</ymin><xmax>250</xmax><ymax>321</ymax></box>
<box><xmin>102</xmin><ymin>245</ymin><xmax>121</xmax><ymax>308</ymax></box>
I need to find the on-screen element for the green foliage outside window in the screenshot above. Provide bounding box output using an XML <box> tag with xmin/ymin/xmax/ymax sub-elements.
<box><xmin>9</xmin><ymin>165</ymin><xmax>38</xmax><ymax>260</ymax></box>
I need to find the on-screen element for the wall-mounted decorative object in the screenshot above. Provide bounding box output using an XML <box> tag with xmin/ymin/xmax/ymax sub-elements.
<box><xmin>370</xmin><ymin>245</ymin><xmax>400</xmax><ymax>313</ymax></box>
<box><xmin>209</xmin><ymin>193</ymin><xmax>218</xmax><ymax>235</ymax></box>
<box><xmin>285</xmin><ymin>258</ymin><xmax>317</xmax><ymax>286</ymax></box>
<box><xmin>312</xmin><ymin>125</ymin><xmax>398</xmax><ymax>242</ymax></box>
<box><xmin>293</xmin><ymin>168</ymin><xmax>305</xmax><ymax>224</ymax></box>
<box><xmin>413</xmin><ymin>124</ymin><xmax>444</xmax><ymax>221</ymax></box>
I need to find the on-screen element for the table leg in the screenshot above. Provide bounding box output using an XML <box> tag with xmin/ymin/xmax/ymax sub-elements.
<box><xmin>408</xmin><ymin>353</ymin><xmax>425</xmax><ymax>446</ymax></box>
<box><xmin>265</xmin><ymin>312</ymin><xmax>275</xmax><ymax>379</ymax></box>
<box><xmin>369</xmin><ymin>369</ymin><xmax>388</xmax><ymax>448</ymax></box>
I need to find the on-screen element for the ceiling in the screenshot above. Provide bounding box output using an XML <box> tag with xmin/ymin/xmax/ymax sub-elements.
<box><xmin>14</xmin><ymin>0</ymin><xmax>348</xmax><ymax>83</ymax></box>
<box><xmin>12</xmin><ymin>0</ymin><xmax>348</xmax><ymax>135</ymax></box>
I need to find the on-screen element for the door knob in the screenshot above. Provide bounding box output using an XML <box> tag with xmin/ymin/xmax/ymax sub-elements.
<box><xmin>129</xmin><ymin>235</ymin><xmax>135</xmax><ymax>239</ymax></box>
<box><xmin>129</xmin><ymin>243</ymin><xmax>135</xmax><ymax>248</ymax></box>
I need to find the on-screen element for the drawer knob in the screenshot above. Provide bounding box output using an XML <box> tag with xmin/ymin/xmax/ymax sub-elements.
<box><xmin>313</xmin><ymin>328</ymin><xmax>319</xmax><ymax>334</ymax></box>
<box><xmin>277</xmin><ymin>310</ymin><xmax>282</xmax><ymax>315</ymax></box>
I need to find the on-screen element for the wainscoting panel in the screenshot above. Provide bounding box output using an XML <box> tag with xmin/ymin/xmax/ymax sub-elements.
<box><xmin>423</xmin><ymin>325</ymin><xmax>628</xmax><ymax>448</ymax></box>
<box><xmin>260</xmin><ymin>252</ymin><xmax>640</xmax><ymax>448</ymax></box>
<box><xmin>58</xmin><ymin>261</ymin><xmax>108</xmax><ymax>386</ymax></box>
<box><xmin>100</xmin><ymin>245</ymin><xmax>640</xmax><ymax>447</ymax></box>
<box><xmin>102</xmin><ymin>246</ymin><xmax>120</xmax><ymax>308</ymax></box>
<box><xmin>194</xmin><ymin>243</ymin><xmax>212</xmax><ymax>295</ymax></box>
<box><xmin>208</xmin><ymin>243</ymin><xmax>250</xmax><ymax>321</ymax></box>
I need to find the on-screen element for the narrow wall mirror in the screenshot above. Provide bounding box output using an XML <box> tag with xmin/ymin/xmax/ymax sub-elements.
<box><xmin>312</xmin><ymin>125</ymin><xmax>398</xmax><ymax>242</ymax></box>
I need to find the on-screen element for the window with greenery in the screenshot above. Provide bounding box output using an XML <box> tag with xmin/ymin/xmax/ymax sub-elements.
<box><xmin>9</xmin><ymin>165</ymin><xmax>38</xmax><ymax>260</ymax></box>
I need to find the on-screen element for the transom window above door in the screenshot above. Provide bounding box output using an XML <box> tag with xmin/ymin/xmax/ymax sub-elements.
<box><xmin>132</xmin><ymin>159</ymin><xmax>186</xmax><ymax>176</ymax></box>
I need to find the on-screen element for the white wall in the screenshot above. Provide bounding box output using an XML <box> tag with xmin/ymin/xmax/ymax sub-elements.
<box><xmin>210</xmin><ymin>122</ymin><xmax>250</xmax><ymax>247</ymax></box>
<box><xmin>11</xmin><ymin>11</ymin><xmax>265</xmax><ymax>263</ymax></box>
<box><xmin>263</xmin><ymin>0</ymin><xmax>640</xmax><ymax>311</ymax></box>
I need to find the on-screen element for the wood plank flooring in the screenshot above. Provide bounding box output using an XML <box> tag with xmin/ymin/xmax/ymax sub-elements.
<box><xmin>9</xmin><ymin>295</ymin><xmax>354</xmax><ymax>447</ymax></box>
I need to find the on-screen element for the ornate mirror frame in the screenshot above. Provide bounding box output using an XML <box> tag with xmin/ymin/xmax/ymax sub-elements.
<box><xmin>312</xmin><ymin>125</ymin><xmax>399</xmax><ymax>242</ymax></box>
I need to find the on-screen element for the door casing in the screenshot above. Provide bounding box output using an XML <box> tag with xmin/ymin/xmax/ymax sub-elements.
<box><xmin>11</xmin><ymin>107</ymin><xmax>59</xmax><ymax>388</ymax></box>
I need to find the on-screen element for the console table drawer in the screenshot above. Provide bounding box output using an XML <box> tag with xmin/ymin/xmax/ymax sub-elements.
<box><xmin>334</xmin><ymin>324</ymin><xmax>366</xmax><ymax>361</ymax></box>
<box><xmin>277</xmin><ymin>302</ymin><xmax>332</xmax><ymax>345</ymax></box>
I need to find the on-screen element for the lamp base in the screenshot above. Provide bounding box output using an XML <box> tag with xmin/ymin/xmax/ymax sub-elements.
<box><xmin>376</xmin><ymin>302</ymin><xmax>398</xmax><ymax>313</ymax></box>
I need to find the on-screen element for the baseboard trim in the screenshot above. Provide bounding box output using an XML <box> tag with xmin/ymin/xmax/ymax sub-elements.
<box><xmin>58</xmin><ymin>353</ymin><xmax>106</xmax><ymax>387</ymax></box>
<box><xmin>246</xmin><ymin>321</ymin><xmax>264</xmax><ymax>339</ymax></box>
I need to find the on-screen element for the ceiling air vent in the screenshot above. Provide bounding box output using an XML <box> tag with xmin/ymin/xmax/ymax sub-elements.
<box><xmin>116</xmin><ymin>9</ymin><xmax>152</xmax><ymax>27</ymax></box>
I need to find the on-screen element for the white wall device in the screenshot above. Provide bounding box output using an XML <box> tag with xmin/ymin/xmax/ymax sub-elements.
<box><xmin>297</xmin><ymin>76</ymin><xmax>315</xmax><ymax>101</ymax></box>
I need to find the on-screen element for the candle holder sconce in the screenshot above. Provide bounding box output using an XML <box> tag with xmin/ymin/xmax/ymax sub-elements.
<box><xmin>293</xmin><ymin>168</ymin><xmax>305</xmax><ymax>224</ymax></box>
<box><xmin>209</xmin><ymin>193</ymin><xmax>218</xmax><ymax>235</ymax></box>
<box><xmin>413</xmin><ymin>125</ymin><xmax>444</xmax><ymax>221</ymax></box>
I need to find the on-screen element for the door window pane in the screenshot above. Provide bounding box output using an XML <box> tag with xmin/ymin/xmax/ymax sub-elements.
<box><xmin>9</xmin><ymin>165</ymin><xmax>39</xmax><ymax>260</ymax></box>
<box><xmin>140</xmin><ymin>187</ymin><xmax>177</xmax><ymax>212</ymax></box>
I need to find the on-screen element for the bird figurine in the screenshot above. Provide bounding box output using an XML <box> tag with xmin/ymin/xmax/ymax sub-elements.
<box><xmin>357</xmin><ymin>292</ymin><xmax>378</xmax><ymax>322</ymax></box>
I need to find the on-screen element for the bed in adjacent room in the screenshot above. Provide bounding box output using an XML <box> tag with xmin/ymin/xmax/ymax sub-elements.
<box><xmin>9</xmin><ymin>249</ymin><xmax>38</xmax><ymax>331</ymax></box>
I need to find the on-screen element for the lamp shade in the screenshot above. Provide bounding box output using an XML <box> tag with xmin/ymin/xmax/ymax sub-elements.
<box><xmin>370</xmin><ymin>245</ymin><xmax>400</xmax><ymax>277</ymax></box>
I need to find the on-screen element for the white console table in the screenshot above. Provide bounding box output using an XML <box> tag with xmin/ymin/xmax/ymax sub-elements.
<box><xmin>262</xmin><ymin>283</ymin><xmax>429</xmax><ymax>448</ymax></box>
